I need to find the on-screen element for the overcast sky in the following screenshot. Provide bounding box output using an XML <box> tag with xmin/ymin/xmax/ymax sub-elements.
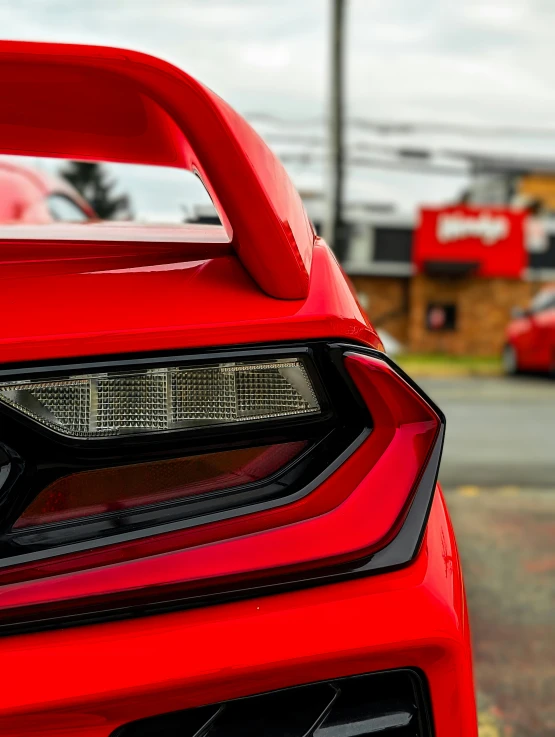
<box><xmin>3</xmin><ymin>0</ymin><xmax>555</xmax><ymax>216</ymax></box>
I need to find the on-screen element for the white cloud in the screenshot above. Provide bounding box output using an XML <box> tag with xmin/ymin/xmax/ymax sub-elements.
<box><xmin>241</xmin><ymin>44</ymin><xmax>291</xmax><ymax>69</ymax></box>
<box><xmin>459</xmin><ymin>1</ymin><xmax>528</xmax><ymax>27</ymax></box>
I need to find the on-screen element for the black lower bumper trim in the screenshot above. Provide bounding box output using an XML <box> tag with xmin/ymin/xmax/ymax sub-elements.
<box><xmin>112</xmin><ymin>669</ymin><xmax>433</xmax><ymax>737</ymax></box>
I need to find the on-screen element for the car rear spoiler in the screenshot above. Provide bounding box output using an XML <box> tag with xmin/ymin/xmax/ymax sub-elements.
<box><xmin>0</xmin><ymin>41</ymin><xmax>315</xmax><ymax>299</ymax></box>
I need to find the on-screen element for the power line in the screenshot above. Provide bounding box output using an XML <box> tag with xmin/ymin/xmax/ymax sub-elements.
<box><xmin>350</xmin><ymin>118</ymin><xmax>555</xmax><ymax>139</ymax></box>
<box><xmin>249</xmin><ymin>112</ymin><xmax>555</xmax><ymax>140</ymax></box>
<box><xmin>265</xmin><ymin>133</ymin><xmax>458</xmax><ymax>162</ymax></box>
<box><xmin>279</xmin><ymin>151</ymin><xmax>470</xmax><ymax>177</ymax></box>
<box><xmin>266</xmin><ymin>134</ymin><xmax>555</xmax><ymax>176</ymax></box>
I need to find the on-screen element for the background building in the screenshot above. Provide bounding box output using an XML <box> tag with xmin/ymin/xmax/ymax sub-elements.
<box><xmin>329</xmin><ymin>157</ymin><xmax>555</xmax><ymax>357</ymax></box>
<box><xmin>190</xmin><ymin>155</ymin><xmax>555</xmax><ymax>358</ymax></box>
<box><xmin>338</xmin><ymin>208</ymin><xmax>555</xmax><ymax>357</ymax></box>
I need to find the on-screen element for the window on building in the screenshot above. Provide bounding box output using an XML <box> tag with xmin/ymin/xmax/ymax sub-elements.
<box><xmin>374</xmin><ymin>227</ymin><xmax>413</xmax><ymax>263</ymax></box>
<box><xmin>426</xmin><ymin>303</ymin><xmax>457</xmax><ymax>331</ymax></box>
<box><xmin>529</xmin><ymin>234</ymin><xmax>555</xmax><ymax>270</ymax></box>
<box><xmin>530</xmin><ymin>289</ymin><xmax>555</xmax><ymax>314</ymax></box>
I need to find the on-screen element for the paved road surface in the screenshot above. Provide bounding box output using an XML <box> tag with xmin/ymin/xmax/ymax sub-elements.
<box><xmin>445</xmin><ymin>487</ymin><xmax>555</xmax><ymax>737</ymax></box>
<box><xmin>415</xmin><ymin>376</ymin><xmax>555</xmax><ymax>734</ymax></box>
<box><xmin>418</xmin><ymin>376</ymin><xmax>555</xmax><ymax>487</ymax></box>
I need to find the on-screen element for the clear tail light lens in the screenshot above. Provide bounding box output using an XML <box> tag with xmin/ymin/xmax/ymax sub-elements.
<box><xmin>0</xmin><ymin>359</ymin><xmax>319</xmax><ymax>437</ymax></box>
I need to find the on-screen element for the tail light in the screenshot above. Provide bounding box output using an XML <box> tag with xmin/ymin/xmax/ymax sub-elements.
<box><xmin>13</xmin><ymin>443</ymin><xmax>308</xmax><ymax>528</ymax></box>
<box><xmin>0</xmin><ymin>359</ymin><xmax>319</xmax><ymax>436</ymax></box>
<box><xmin>0</xmin><ymin>344</ymin><xmax>443</xmax><ymax>632</ymax></box>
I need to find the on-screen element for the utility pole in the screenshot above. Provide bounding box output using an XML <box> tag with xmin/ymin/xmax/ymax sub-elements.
<box><xmin>324</xmin><ymin>0</ymin><xmax>348</xmax><ymax>262</ymax></box>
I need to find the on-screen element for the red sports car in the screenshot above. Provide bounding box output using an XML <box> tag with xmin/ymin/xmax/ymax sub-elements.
<box><xmin>504</xmin><ymin>286</ymin><xmax>555</xmax><ymax>375</ymax></box>
<box><xmin>0</xmin><ymin>42</ymin><xmax>477</xmax><ymax>737</ymax></box>
<box><xmin>0</xmin><ymin>160</ymin><xmax>94</xmax><ymax>224</ymax></box>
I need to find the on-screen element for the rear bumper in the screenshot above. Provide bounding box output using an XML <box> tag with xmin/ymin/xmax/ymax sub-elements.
<box><xmin>0</xmin><ymin>488</ymin><xmax>477</xmax><ymax>737</ymax></box>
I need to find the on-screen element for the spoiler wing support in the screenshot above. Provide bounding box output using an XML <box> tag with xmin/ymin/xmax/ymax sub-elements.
<box><xmin>0</xmin><ymin>41</ymin><xmax>315</xmax><ymax>299</ymax></box>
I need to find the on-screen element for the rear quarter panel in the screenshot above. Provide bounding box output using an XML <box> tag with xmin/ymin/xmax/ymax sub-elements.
<box><xmin>0</xmin><ymin>487</ymin><xmax>477</xmax><ymax>737</ymax></box>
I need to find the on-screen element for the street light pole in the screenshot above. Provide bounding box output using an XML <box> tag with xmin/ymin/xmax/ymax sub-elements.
<box><xmin>324</xmin><ymin>0</ymin><xmax>348</xmax><ymax>262</ymax></box>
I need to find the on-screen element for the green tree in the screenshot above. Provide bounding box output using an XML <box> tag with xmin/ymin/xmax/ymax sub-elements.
<box><xmin>59</xmin><ymin>162</ymin><xmax>132</xmax><ymax>220</ymax></box>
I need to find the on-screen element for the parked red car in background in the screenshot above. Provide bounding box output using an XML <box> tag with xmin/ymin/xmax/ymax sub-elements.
<box><xmin>0</xmin><ymin>42</ymin><xmax>477</xmax><ymax>737</ymax></box>
<box><xmin>0</xmin><ymin>160</ymin><xmax>94</xmax><ymax>224</ymax></box>
<box><xmin>504</xmin><ymin>286</ymin><xmax>555</xmax><ymax>374</ymax></box>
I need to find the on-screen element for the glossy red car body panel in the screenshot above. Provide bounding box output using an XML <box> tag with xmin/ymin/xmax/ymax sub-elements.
<box><xmin>0</xmin><ymin>242</ymin><xmax>380</xmax><ymax>365</ymax></box>
<box><xmin>506</xmin><ymin>288</ymin><xmax>555</xmax><ymax>372</ymax></box>
<box><xmin>0</xmin><ymin>490</ymin><xmax>476</xmax><ymax>737</ymax></box>
<box><xmin>0</xmin><ymin>41</ymin><xmax>476</xmax><ymax>737</ymax></box>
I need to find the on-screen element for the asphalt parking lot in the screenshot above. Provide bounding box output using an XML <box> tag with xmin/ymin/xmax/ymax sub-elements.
<box><xmin>418</xmin><ymin>376</ymin><xmax>555</xmax><ymax>736</ymax></box>
<box><xmin>445</xmin><ymin>487</ymin><xmax>555</xmax><ymax>737</ymax></box>
<box><xmin>419</xmin><ymin>375</ymin><xmax>555</xmax><ymax>488</ymax></box>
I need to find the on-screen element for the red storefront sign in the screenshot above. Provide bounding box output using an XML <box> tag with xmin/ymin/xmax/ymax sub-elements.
<box><xmin>414</xmin><ymin>206</ymin><xmax>527</xmax><ymax>279</ymax></box>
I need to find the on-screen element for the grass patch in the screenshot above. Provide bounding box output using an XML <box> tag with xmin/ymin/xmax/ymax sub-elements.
<box><xmin>396</xmin><ymin>353</ymin><xmax>502</xmax><ymax>377</ymax></box>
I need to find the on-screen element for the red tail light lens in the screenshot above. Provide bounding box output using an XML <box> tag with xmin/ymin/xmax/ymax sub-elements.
<box><xmin>13</xmin><ymin>442</ymin><xmax>307</xmax><ymax>529</ymax></box>
<box><xmin>0</xmin><ymin>346</ymin><xmax>444</xmax><ymax>632</ymax></box>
